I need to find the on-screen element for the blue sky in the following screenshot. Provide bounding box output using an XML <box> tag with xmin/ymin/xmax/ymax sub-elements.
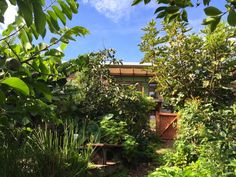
<box><xmin>63</xmin><ymin>0</ymin><xmax>223</xmax><ymax>62</ymax></box>
<box><xmin>0</xmin><ymin>0</ymin><xmax>225</xmax><ymax>62</ymax></box>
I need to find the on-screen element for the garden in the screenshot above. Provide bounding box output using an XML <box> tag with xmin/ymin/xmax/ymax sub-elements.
<box><xmin>0</xmin><ymin>0</ymin><xmax>235</xmax><ymax>176</ymax></box>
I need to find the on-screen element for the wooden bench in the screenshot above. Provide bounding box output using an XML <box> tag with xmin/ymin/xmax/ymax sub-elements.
<box><xmin>87</xmin><ymin>143</ymin><xmax>123</xmax><ymax>165</ymax></box>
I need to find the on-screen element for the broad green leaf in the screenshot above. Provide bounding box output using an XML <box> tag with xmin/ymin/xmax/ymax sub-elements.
<box><xmin>50</xmin><ymin>37</ymin><xmax>58</xmax><ymax>44</ymax></box>
<box><xmin>182</xmin><ymin>9</ymin><xmax>188</xmax><ymax>22</ymax></box>
<box><xmin>26</xmin><ymin>29</ymin><xmax>33</xmax><ymax>43</ymax></box>
<box><xmin>204</xmin><ymin>6</ymin><xmax>222</xmax><ymax>16</ymax></box>
<box><xmin>52</xmin><ymin>5</ymin><xmax>66</xmax><ymax>25</ymax></box>
<box><xmin>39</xmin><ymin>0</ymin><xmax>45</xmax><ymax>6</ymax></box>
<box><xmin>46</xmin><ymin>16</ymin><xmax>57</xmax><ymax>33</ymax></box>
<box><xmin>59</xmin><ymin>42</ymin><xmax>67</xmax><ymax>51</ymax></box>
<box><xmin>2</xmin><ymin>24</ymin><xmax>15</xmax><ymax>36</ymax></box>
<box><xmin>132</xmin><ymin>0</ymin><xmax>143</xmax><ymax>6</ymax></box>
<box><xmin>1</xmin><ymin>77</ymin><xmax>29</xmax><ymax>95</ymax></box>
<box><xmin>227</xmin><ymin>9</ymin><xmax>236</xmax><ymax>26</ymax></box>
<box><xmin>59</xmin><ymin>0</ymin><xmax>72</xmax><ymax>20</ymax></box>
<box><xmin>203</xmin><ymin>0</ymin><xmax>211</xmax><ymax>6</ymax></box>
<box><xmin>210</xmin><ymin>16</ymin><xmax>220</xmax><ymax>32</ymax></box>
<box><xmin>34</xmin><ymin>82</ymin><xmax>52</xmax><ymax>101</ymax></box>
<box><xmin>202</xmin><ymin>17</ymin><xmax>216</xmax><ymax>25</ymax></box>
<box><xmin>144</xmin><ymin>0</ymin><xmax>151</xmax><ymax>4</ymax></box>
<box><xmin>0</xmin><ymin>90</ymin><xmax>6</xmax><ymax>105</ymax></box>
<box><xmin>168</xmin><ymin>13</ymin><xmax>179</xmax><ymax>23</ymax></box>
<box><xmin>66</xmin><ymin>0</ymin><xmax>78</xmax><ymax>14</ymax></box>
<box><xmin>19</xmin><ymin>29</ymin><xmax>32</xmax><ymax>50</ymax></box>
<box><xmin>39</xmin><ymin>61</ymin><xmax>50</xmax><ymax>75</ymax></box>
<box><xmin>17</xmin><ymin>0</ymin><xmax>33</xmax><ymax>26</ymax></box>
<box><xmin>32</xmin><ymin>0</ymin><xmax>46</xmax><ymax>35</ymax></box>
<box><xmin>30</xmin><ymin>24</ymin><xmax>39</xmax><ymax>39</ymax></box>
<box><xmin>70</xmin><ymin>26</ymin><xmax>90</xmax><ymax>36</ymax></box>
<box><xmin>45</xmin><ymin>49</ymin><xmax>64</xmax><ymax>57</ymax></box>
<box><xmin>39</xmin><ymin>42</ymin><xmax>48</xmax><ymax>50</ymax></box>
<box><xmin>154</xmin><ymin>6</ymin><xmax>167</xmax><ymax>14</ymax></box>
<box><xmin>166</xmin><ymin>6</ymin><xmax>179</xmax><ymax>14</ymax></box>
<box><xmin>47</xmin><ymin>12</ymin><xmax>60</xmax><ymax>31</ymax></box>
<box><xmin>9</xmin><ymin>0</ymin><xmax>16</xmax><ymax>5</ymax></box>
<box><xmin>156</xmin><ymin>11</ymin><xmax>166</xmax><ymax>18</ymax></box>
<box><xmin>0</xmin><ymin>0</ymin><xmax>8</xmax><ymax>23</ymax></box>
<box><xmin>47</xmin><ymin>10</ymin><xmax>58</xmax><ymax>22</ymax></box>
<box><xmin>60</xmin><ymin>26</ymin><xmax>89</xmax><ymax>43</ymax></box>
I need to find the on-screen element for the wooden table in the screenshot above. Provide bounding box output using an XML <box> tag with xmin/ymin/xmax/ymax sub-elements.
<box><xmin>87</xmin><ymin>143</ymin><xmax>123</xmax><ymax>165</ymax></box>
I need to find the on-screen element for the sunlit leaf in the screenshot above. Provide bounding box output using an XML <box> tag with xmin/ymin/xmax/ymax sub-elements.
<box><xmin>32</xmin><ymin>0</ymin><xmax>46</xmax><ymax>35</ymax></box>
<box><xmin>1</xmin><ymin>77</ymin><xmax>29</xmax><ymax>95</ymax></box>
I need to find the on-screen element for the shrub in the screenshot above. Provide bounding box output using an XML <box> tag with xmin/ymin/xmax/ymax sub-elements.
<box><xmin>163</xmin><ymin>99</ymin><xmax>236</xmax><ymax>175</ymax></box>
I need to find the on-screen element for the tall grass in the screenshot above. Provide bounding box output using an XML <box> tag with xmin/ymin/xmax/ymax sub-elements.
<box><xmin>0</xmin><ymin>120</ymin><xmax>98</xmax><ymax>177</ymax></box>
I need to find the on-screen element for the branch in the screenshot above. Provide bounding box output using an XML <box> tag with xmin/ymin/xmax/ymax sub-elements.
<box><xmin>21</xmin><ymin>37</ymin><xmax>61</xmax><ymax>64</ymax></box>
<box><xmin>0</xmin><ymin>25</ymin><xmax>25</xmax><ymax>42</ymax></box>
<box><xmin>25</xmin><ymin>62</ymin><xmax>57</xmax><ymax>77</ymax></box>
<box><xmin>43</xmin><ymin>0</ymin><xmax>57</xmax><ymax>11</ymax></box>
<box><xmin>5</xmin><ymin>41</ymin><xmax>21</xmax><ymax>61</ymax></box>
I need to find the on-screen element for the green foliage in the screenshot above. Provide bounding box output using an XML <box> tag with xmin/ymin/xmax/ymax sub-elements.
<box><xmin>28</xmin><ymin>122</ymin><xmax>92</xmax><ymax>177</ymax></box>
<box><xmin>0</xmin><ymin>121</ymin><xmax>94</xmax><ymax>177</ymax></box>
<box><xmin>132</xmin><ymin>0</ymin><xmax>236</xmax><ymax>31</ymax></box>
<box><xmin>0</xmin><ymin>0</ymin><xmax>79</xmax><ymax>36</ymax></box>
<box><xmin>100</xmin><ymin>114</ymin><xmax>128</xmax><ymax>144</ymax></box>
<box><xmin>56</xmin><ymin>50</ymin><xmax>155</xmax><ymax>136</ymax></box>
<box><xmin>149</xmin><ymin>157</ymin><xmax>220</xmax><ymax>177</ymax></box>
<box><xmin>139</xmin><ymin>21</ymin><xmax>235</xmax><ymax>110</ymax></box>
<box><xmin>0</xmin><ymin>1</ymin><xmax>93</xmax><ymax>176</ymax></box>
<box><xmin>56</xmin><ymin>50</ymin><xmax>156</xmax><ymax>166</ymax></box>
<box><xmin>0</xmin><ymin>0</ymin><xmax>89</xmax><ymax>126</ymax></box>
<box><xmin>159</xmin><ymin>99</ymin><xmax>236</xmax><ymax>176</ymax></box>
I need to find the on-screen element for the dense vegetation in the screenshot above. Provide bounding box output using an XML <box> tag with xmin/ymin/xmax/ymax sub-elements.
<box><xmin>139</xmin><ymin>20</ymin><xmax>236</xmax><ymax>177</ymax></box>
<box><xmin>0</xmin><ymin>1</ymin><xmax>157</xmax><ymax>176</ymax></box>
<box><xmin>0</xmin><ymin>1</ymin><xmax>235</xmax><ymax>176</ymax></box>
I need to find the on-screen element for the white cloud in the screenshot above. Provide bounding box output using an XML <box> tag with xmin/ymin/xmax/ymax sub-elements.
<box><xmin>0</xmin><ymin>1</ymin><xmax>18</xmax><ymax>33</ymax></box>
<box><xmin>81</xmin><ymin>0</ymin><xmax>133</xmax><ymax>22</ymax></box>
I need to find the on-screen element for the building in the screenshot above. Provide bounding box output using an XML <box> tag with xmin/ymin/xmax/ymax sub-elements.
<box><xmin>108</xmin><ymin>62</ymin><xmax>159</xmax><ymax>100</ymax></box>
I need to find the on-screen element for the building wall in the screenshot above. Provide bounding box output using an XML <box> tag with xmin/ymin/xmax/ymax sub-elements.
<box><xmin>112</xmin><ymin>75</ymin><xmax>155</xmax><ymax>98</ymax></box>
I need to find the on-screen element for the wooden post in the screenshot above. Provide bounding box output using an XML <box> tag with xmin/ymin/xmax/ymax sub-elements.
<box><xmin>102</xmin><ymin>148</ymin><xmax>107</xmax><ymax>165</ymax></box>
<box><xmin>156</xmin><ymin>100</ymin><xmax>162</xmax><ymax>136</ymax></box>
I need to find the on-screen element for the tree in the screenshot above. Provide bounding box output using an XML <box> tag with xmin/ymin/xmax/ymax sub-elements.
<box><xmin>139</xmin><ymin>21</ymin><xmax>236</xmax><ymax>109</ymax></box>
<box><xmin>132</xmin><ymin>0</ymin><xmax>236</xmax><ymax>31</ymax></box>
<box><xmin>0</xmin><ymin>0</ymin><xmax>89</xmax><ymax>125</ymax></box>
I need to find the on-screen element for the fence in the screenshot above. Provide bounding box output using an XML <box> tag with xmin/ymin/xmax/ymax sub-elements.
<box><xmin>156</xmin><ymin>112</ymin><xmax>178</xmax><ymax>140</ymax></box>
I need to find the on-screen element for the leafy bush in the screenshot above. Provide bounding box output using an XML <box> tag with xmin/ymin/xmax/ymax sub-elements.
<box><xmin>149</xmin><ymin>157</ymin><xmax>221</xmax><ymax>177</ymax></box>
<box><xmin>140</xmin><ymin>22</ymin><xmax>235</xmax><ymax>110</ymax></box>
<box><xmin>162</xmin><ymin>99</ymin><xmax>236</xmax><ymax>175</ymax></box>
<box><xmin>57</xmin><ymin>51</ymin><xmax>155</xmax><ymax>142</ymax></box>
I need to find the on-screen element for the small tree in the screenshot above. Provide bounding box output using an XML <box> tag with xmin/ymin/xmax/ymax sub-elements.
<box><xmin>139</xmin><ymin>21</ymin><xmax>235</xmax><ymax>110</ymax></box>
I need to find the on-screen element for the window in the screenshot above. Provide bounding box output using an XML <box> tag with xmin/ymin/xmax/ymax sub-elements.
<box><xmin>148</xmin><ymin>83</ymin><xmax>158</xmax><ymax>99</ymax></box>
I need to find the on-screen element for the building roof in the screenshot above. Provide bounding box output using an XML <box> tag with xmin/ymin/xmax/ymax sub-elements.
<box><xmin>108</xmin><ymin>62</ymin><xmax>154</xmax><ymax>77</ymax></box>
